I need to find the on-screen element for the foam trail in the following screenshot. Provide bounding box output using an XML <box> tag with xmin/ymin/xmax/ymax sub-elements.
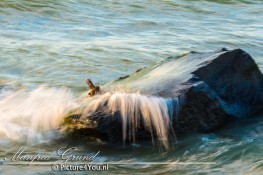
<box><xmin>83</xmin><ymin>92</ymin><xmax>183</xmax><ymax>149</ymax></box>
<box><xmin>0</xmin><ymin>86</ymin><xmax>78</xmax><ymax>144</ymax></box>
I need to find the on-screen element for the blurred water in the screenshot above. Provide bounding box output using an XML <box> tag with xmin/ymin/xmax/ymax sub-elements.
<box><xmin>0</xmin><ymin>0</ymin><xmax>262</xmax><ymax>174</ymax></box>
<box><xmin>0</xmin><ymin>0</ymin><xmax>262</xmax><ymax>90</ymax></box>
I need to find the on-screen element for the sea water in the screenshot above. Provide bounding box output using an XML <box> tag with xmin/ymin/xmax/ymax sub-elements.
<box><xmin>0</xmin><ymin>0</ymin><xmax>262</xmax><ymax>174</ymax></box>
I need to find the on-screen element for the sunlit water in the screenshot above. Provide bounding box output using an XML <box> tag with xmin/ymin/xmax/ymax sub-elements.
<box><xmin>0</xmin><ymin>0</ymin><xmax>262</xmax><ymax>174</ymax></box>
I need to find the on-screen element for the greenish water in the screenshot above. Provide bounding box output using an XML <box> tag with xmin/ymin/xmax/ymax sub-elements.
<box><xmin>0</xmin><ymin>0</ymin><xmax>262</xmax><ymax>174</ymax></box>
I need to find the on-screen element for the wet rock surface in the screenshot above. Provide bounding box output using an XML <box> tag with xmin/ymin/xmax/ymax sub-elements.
<box><xmin>64</xmin><ymin>48</ymin><xmax>263</xmax><ymax>144</ymax></box>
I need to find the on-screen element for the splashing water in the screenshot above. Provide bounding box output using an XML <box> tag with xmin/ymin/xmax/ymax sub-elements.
<box><xmin>0</xmin><ymin>84</ymin><xmax>183</xmax><ymax>149</ymax></box>
<box><xmin>0</xmin><ymin>86</ymin><xmax>78</xmax><ymax>144</ymax></box>
<box><xmin>82</xmin><ymin>92</ymin><xmax>183</xmax><ymax>149</ymax></box>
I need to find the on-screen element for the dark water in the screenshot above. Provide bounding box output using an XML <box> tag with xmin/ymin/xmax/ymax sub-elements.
<box><xmin>0</xmin><ymin>0</ymin><xmax>262</xmax><ymax>174</ymax></box>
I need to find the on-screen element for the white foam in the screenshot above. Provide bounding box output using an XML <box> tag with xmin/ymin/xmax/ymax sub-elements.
<box><xmin>0</xmin><ymin>86</ymin><xmax>78</xmax><ymax>144</ymax></box>
<box><xmin>82</xmin><ymin>92</ymin><xmax>183</xmax><ymax>149</ymax></box>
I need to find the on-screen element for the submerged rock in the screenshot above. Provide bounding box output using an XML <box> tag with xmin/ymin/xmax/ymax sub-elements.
<box><xmin>64</xmin><ymin>48</ymin><xmax>263</xmax><ymax>147</ymax></box>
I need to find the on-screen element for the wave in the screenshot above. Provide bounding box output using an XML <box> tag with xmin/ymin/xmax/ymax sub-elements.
<box><xmin>0</xmin><ymin>86</ymin><xmax>78</xmax><ymax>144</ymax></box>
<box><xmin>0</xmin><ymin>84</ymin><xmax>182</xmax><ymax>149</ymax></box>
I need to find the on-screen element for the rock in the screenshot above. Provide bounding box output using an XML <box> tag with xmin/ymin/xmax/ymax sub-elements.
<box><xmin>64</xmin><ymin>48</ymin><xmax>263</xmax><ymax>146</ymax></box>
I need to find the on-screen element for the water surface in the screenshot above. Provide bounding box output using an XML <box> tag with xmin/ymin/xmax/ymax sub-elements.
<box><xmin>0</xmin><ymin>0</ymin><xmax>262</xmax><ymax>174</ymax></box>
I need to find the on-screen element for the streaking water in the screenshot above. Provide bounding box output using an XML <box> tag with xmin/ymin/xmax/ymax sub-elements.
<box><xmin>0</xmin><ymin>0</ymin><xmax>262</xmax><ymax>174</ymax></box>
<box><xmin>0</xmin><ymin>83</ymin><xmax>179</xmax><ymax>149</ymax></box>
<box><xmin>82</xmin><ymin>92</ymin><xmax>182</xmax><ymax>149</ymax></box>
<box><xmin>0</xmin><ymin>0</ymin><xmax>262</xmax><ymax>91</ymax></box>
<box><xmin>0</xmin><ymin>86</ymin><xmax>78</xmax><ymax>144</ymax></box>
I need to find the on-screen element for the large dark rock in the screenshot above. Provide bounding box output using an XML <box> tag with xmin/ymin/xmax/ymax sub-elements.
<box><xmin>64</xmin><ymin>48</ymin><xmax>263</xmax><ymax>145</ymax></box>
